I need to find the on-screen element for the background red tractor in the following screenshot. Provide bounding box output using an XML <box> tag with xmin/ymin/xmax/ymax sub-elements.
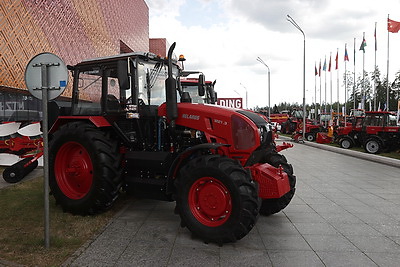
<box><xmin>334</xmin><ymin>116</ymin><xmax>364</xmax><ymax>149</ymax></box>
<box><xmin>358</xmin><ymin>111</ymin><xmax>400</xmax><ymax>154</ymax></box>
<box><xmin>46</xmin><ymin>43</ymin><xmax>296</xmax><ymax>244</ymax></box>
<box><xmin>276</xmin><ymin>109</ymin><xmax>321</xmax><ymax>141</ymax></box>
<box><xmin>179</xmin><ymin>71</ymin><xmax>217</xmax><ymax>104</ymax></box>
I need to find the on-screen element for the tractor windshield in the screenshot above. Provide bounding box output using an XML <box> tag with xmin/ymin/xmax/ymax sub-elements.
<box><xmin>180</xmin><ymin>83</ymin><xmax>205</xmax><ymax>104</ymax></box>
<box><xmin>137</xmin><ymin>59</ymin><xmax>179</xmax><ymax>106</ymax></box>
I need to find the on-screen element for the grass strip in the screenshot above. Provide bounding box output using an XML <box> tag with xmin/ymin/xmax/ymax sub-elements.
<box><xmin>0</xmin><ymin>175</ymin><xmax>128</xmax><ymax>266</ymax></box>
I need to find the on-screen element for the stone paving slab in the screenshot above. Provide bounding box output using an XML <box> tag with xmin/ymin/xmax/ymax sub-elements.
<box><xmin>64</xmin><ymin>141</ymin><xmax>400</xmax><ymax>267</ymax></box>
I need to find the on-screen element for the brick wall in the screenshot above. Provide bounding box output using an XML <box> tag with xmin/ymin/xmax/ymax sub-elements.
<box><xmin>0</xmin><ymin>0</ymin><xmax>149</xmax><ymax>94</ymax></box>
<box><xmin>149</xmin><ymin>38</ymin><xmax>168</xmax><ymax>57</ymax></box>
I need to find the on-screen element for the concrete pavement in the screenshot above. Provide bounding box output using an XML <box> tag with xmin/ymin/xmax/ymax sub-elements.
<box><xmin>63</xmin><ymin>140</ymin><xmax>400</xmax><ymax>267</ymax></box>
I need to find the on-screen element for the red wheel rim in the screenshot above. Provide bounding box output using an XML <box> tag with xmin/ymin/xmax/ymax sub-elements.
<box><xmin>54</xmin><ymin>141</ymin><xmax>93</xmax><ymax>199</ymax></box>
<box><xmin>188</xmin><ymin>177</ymin><xmax>232</xmax><ymax>227</ymax></box>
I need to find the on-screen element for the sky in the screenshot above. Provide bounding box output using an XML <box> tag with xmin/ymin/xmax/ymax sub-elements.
<box><xmin>146</xmin><ymin>0</ymin><xmax>400</xmax><ymax>110</ymax></box>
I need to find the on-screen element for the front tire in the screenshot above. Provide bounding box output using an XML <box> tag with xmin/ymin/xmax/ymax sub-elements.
<box><xmin>339</xmin><ymin>137</ymin><xmax>354</xmax><ymax>149</ymax></box>
<box><xmin>306</xmin><ymin>133</ymin><xmax>315</xmax><ymax>142</ymax></box>
<box><xmin>175</xmin><ymin>155</ymin><xmax>260</xmax><ymax>244</ymax></box>
<box><xmin>259</xmin><ymin>151</ymin><xmax>296</xmax><ymax>215</ymax></box>
<box><xmin>49</xmin><ymin>122</ymin><xmax>122</xmax><ymax>215</ymax></box>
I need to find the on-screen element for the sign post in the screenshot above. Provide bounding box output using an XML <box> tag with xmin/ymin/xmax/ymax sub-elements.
<box><xmin>25</xmin><ymin>53</ymin><xmax>68</xmax><ymax>248</ymax></box>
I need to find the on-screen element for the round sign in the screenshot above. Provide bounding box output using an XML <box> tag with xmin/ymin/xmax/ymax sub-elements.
<box><xmin>25</xmin><ymin>52</ymin><xmax>68</xmax><ymax>100</ymax></box>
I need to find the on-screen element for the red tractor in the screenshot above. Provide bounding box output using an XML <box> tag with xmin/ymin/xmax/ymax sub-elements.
<box><xmin>47</xmin><ymin>43</ymin><xmax>296</xmax><ymax>244</ymax></box>
<box><xmin>179</xmin><ymin>71</ymin><xmax>217</xmax><ymax>104</ymax></box>
<box><xmin>358</xmin><ymin>111</ymin><xmax>400</xmax><ymax>154</ymax></box>
<box><xmin>334</xmin><ymin>116</ymin><xmax>364</xmax><ymax>149</ymax></box>
<box><xmin>280</xmin><ymin>109</ymin><xmax>321</xmax><ymax>141</ymax></box>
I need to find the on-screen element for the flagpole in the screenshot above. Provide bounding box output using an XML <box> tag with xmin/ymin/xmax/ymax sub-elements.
<box><xmin>374</xmin><ymin>22</ymin><xmax>377</xmax><ymax>111</ymax></box>
<box><xmin>336</xmin><ymin>48</ymin><xmax>340</xmax><ymax>126</ymax></box>
<box><xmin>353</xmin><ymin>38</ymin><xmax>356</xmax><ymax>110</ymax></box>
<box><xmin>324</xmin><ymin>55</ymin><xmax>327</xmax><ymax>127</ymax></box>
<box><xmin>344</xmin><ymin>43</ymin><xmax>348</xmax><ymax>125</ymax></box>
<box><xmin>315</xmin><ymin>62</ymin><xmax>317</xmax><ymax>120</ymax></box>
<box><xmin>330</xmin><ymin>52</ymin><xmax>333</xmax><ymax>125</ymax></box>
<box><xmin>387</xmin><ymin>14</ymin><xmax>390</xmax><ymax>110</ymax></box>
<box><xmin>362</xmin><ymin>32</ymin><xmax>365</xmax><ymax>110</ymax></box>
<box><xmin>319</xmin><ymin>59</ymin><xmax>322</xmax><ymax>124</ymax></box>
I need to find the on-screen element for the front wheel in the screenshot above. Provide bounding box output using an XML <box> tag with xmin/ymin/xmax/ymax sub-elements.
<box><xmin>175</xmin><ymin>155</ymin><xmax>260</xmax><ymax>244</ymax></box>
<box><xmin>339</xmin><ymin>137</ymin><xmax>354</xmax><ymax>149</ymax></box>
<box><xmin>306</xmin><ymin>133</ymin><xmax>315</xmax><ymax>142</ymax></box>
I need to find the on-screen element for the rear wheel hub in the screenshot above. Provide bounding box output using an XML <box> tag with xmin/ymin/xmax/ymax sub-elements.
<box><xmin>55</xmin><ymin>142</ymin><xmax>93</xmax><ymax>199</ymax></box>
<box><xmin>189</xmin><ymin>177</ymin><xmax>232</xmax><ymax>227</ymax></box>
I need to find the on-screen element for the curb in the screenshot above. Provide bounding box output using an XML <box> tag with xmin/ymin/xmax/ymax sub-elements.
<box><xmin>277</xmin><ymin>136</ymin><xmax>400</xmax><ymax>168</ymax></box>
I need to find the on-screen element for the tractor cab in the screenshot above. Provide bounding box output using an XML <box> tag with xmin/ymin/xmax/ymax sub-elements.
<box><xmin>66</xmin><ymin>52</ymin><xmax>180</xmax><ymax>118</ymax></box>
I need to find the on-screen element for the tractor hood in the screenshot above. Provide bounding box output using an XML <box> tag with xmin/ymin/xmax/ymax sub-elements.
<box><xmin>158</xmin><ymin>103</ymin><xmax>270</xmax><ymax>154</ymax></box>
<box><xmin>159</xmin><ymin>102</ymin><xmax>268</xmax><ymax>128</ymax></box>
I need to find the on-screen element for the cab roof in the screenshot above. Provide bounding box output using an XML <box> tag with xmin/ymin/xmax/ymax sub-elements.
<box><xmin>74</xmin><ymin>52</ymin><xmax>168</xmax><ymax>67</ymax></box>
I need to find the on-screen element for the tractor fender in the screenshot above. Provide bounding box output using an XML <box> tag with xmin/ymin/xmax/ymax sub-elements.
<box><xmin>167</xmin><ymin>143</ymin><xmax>230</xmax><ymax>181</ymax></box>
<box><xmin>341</xmin><ymin>135</ymin><xmax>355</xmax><ymax>143</ymax></box>
<box><xmin>49</xmin><ymin>116</ymin><xmax>111</xmax><ymax>133</ymax></box>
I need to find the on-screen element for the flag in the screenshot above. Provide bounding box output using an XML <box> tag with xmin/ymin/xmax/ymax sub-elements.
<box><xmin>315</xmin><ymin>63</ymin><xmax>318</xmax><ymax>76</ymax></box>
<box><xmin>344</xmin><ymin>45</ymin><xmax>349</xmax><ymax>61</ymax></box>
<box><xmin>388</xmin><ymin>18</ymin><xmax>400</xmax><ymax>33</ymax></box>
<box><xmin>328</xmin><ymin>55</ymin><xmax>332</xmax><ymax>72</ymax></box>
<box><xmin>319</xmin><ymin>60</ymin><xmax>321</xmax><ymax>77</ymax></box>
<box><xmin>335</xmin><ymin>51</ymin><xmax>338</xmax><ymax>70</ymax></box>
<box><xmin>323</xmin><ymin>58</ymin><xmax>326</xmax><ymax>71</ymax></box>
<box><xmin>359</xmin><ymin>38</ymin><xmax>367</xmax><ymax>53</ymax></box>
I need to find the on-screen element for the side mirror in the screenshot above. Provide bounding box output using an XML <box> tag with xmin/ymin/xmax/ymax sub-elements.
<box><xmin>117</xmin><ymin>60</ymin><xmax>129</xmax><ymax>90</ymax></box>
<box><xmin>211</xmin><ymin>91</ymin><xmax>217</xmax><ymax>104</ymax></box>
<box><xmin>198</xmin><ymin>74</ymin><xmax>205</xmax><ymax>96</ymax></box>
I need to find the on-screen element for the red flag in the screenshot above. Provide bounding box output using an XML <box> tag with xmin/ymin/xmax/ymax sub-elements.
<box><xmin>335</xmin><ymin>51</ymin><xmax>338</xmax><ymax>70</ymax></box>
<box><xmin>328</xmin><ymin>54</ymin><xmax>332</xmax><ymax>72</ymax></box>
<box><xmin>388</xmin><ymin>18</ymin><xmax>400</xmax><ymax>33</ymax></box>
<box><xmin>319</xmin><ymin>60</ymin><xmax>321</xmax><ymax>77</ymax></box>
<box><xmin>315</xmin><ymin>63</ymin><xmax>318</xmax><ymax>76</ymax></box>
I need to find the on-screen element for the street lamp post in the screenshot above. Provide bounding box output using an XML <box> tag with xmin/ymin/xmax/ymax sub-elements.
<box><xmin>287</xmin><ymin>14</ymin><xmax>306</xmax><ymax>141</ymax></box>
<box><xmin>256</xmin><ymin>57</ymin><xmax>271</xmax><ymax>119</ymax></box>
<box><xmin>239</xmin><ymin>83</ymin><xmax>248</xmax><ymax>109</ymax></box>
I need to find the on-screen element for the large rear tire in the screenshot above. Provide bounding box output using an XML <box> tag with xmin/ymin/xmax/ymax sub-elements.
<box><xmin>49</xmin><ymin>122</ymin><xmax>122</xmax><ymax>215</ymax></box>
<box><xmin>259</xmin><ymin>151</ymin><xmax>296</xmax><ymax>216</ymax></box>
<box><xmin>175</xmin><ymin>155</ymin><xmax>260</xmax><ymax>244</ymax></box>
<box><xmin>364</xmin><ymin>138</ymin><xmax>381</xmax><ymax>154</ymax></box>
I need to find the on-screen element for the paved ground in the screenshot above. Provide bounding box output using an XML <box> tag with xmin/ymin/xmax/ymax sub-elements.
<box><xmin>63</xmin><ymin>141</ymin><xmax>400</xmax><ymax>267</ymax></box>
